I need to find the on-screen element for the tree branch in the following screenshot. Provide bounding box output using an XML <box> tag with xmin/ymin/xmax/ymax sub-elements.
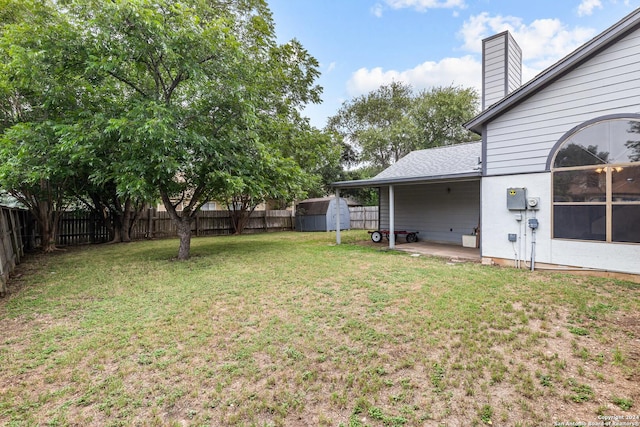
<box><xmin>166</xmin><ymin>71</ymin><xmax>185</xmax><ymax>103</ymax></box>
<box><xmin>106</xmin><ymin>70</ymin><xmax>149</xmax><ymax>98</ymax></box>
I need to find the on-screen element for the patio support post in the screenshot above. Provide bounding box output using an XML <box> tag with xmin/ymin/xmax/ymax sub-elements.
<box><xmin>335</xmin><ymin>188</ymin><xmax>341</xmax><ymax>245</ymax></box>
<box><xmin>389</xmin><ymin>185</ymin><xmax>395</xmax><ymax>249</ymax></box>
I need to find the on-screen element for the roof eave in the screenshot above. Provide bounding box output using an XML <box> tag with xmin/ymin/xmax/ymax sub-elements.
<box><xmin>331</xmin><ymin>171</ymin><xmax>482</xmax><ymax>189</ymax></box>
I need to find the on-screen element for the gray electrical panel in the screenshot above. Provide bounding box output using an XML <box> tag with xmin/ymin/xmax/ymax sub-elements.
<box><xmin>507</xmin><ymin>188</ymin><xmax>527</xmax><ymax>210</ymax></box>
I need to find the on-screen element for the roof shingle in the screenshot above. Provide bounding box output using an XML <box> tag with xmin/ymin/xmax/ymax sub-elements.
<box><xmin>374</xmin><ymin>142</ymin><xmax>481</xmax><ymax>180</ymax></box>
<box><xmin>332</xmin><ymin>142</ymin><xmax>481</xmax><ymax>188</ymax></box>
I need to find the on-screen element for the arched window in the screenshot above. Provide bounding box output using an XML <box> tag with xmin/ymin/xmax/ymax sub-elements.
<box><xmin>551</xmin><ymin>117</ymin><xmax>640</xmax><ymax>243</ymax></box>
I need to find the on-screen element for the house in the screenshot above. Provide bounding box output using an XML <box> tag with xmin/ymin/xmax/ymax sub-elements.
<box><xmin>333</xmin><ymin>8</ymin><xmax>640</xmax><ymax>276</ymax></box>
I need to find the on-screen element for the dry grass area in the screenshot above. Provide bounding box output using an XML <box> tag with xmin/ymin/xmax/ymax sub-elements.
<box><xmin>0</xmin><ymin>231</ymin><xmax>638</xmax><ymax>426</ymax></box>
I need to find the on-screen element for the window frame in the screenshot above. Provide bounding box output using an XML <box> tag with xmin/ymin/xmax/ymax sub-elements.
<box><xmin>550</xmin><ymin>117</ymin><xmax>640</xmax><ymax>244</ymax></box>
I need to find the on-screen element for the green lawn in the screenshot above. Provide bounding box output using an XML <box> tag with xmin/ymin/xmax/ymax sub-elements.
<box><xmin>1</xmin><ymin>231</ymin><xmax>638</xmax><ymax>426</ymax></box>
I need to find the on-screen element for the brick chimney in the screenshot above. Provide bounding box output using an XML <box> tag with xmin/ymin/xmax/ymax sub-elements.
<box><xmin>482</xmin><ymin>31</ymin><xmax>522</xmax><ymax>110</ymax></box>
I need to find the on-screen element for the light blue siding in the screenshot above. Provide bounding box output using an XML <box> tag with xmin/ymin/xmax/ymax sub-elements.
<box><xmin>379</xmin><ymin>181</ymin><xmax>480</xmax><ymax>244</ymax></box>
<box><xmin>485</xmin><ymin>28</ymin><xmax>640</xmax><ymax>175</ymax></box>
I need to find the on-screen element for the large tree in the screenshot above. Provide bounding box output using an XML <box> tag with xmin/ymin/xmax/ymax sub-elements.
<box><xmin>0</xmin><ymin>0</ymin><xmax>85</xmax><ymax>251</ymax></box>
<box><xmin>0</xmin><ymin>0</ymin><xmax>158</xmax><ymax>248</ymax></box>
<box><xmin>270</xmin><ymin>117</ymin><xmax>343</xmax><ymax>199</ymax></box>
<box><xmin>65</xmin><ymin>0</ymin><xmax>322</xmax><ymax>259</ymax></box>
<box><xmin>327</xmin><ymin>82</ymin><xmax>416</xmax><ymax>170</ymax></box>
<box><xmin>1</xmin><ymin>0</ymin><xmax>324</xmax><ymax>258</ymax></box>
<box><xmin>411</xmin><ymin>85</ymin><xmax>480</xmax><ymax>148</ymax></box>
<box><xmin>327</xmin><ymin>83</ymin><xmax>480</xmax><ymax>171</ymax></box>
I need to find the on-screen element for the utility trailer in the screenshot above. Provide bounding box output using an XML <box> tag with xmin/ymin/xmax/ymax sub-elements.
<box><xmin>368</xmin><ymin>230</ymin><xmax>419</xmax><ymax>243</ymax></box>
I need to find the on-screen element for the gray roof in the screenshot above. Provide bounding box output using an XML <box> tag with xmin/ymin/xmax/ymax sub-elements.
<box><xmin>466</xmin><ymin>7</ymin><xmax>640</xmax><ymax>134</ymax></box>
<box><xmin>332</xmin><ymin>142</ymin><xmax>481</xmax><ymax>188</ymax></box>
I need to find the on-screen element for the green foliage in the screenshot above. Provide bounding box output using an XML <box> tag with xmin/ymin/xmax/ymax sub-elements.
<box><xmin>337</xmin><ymin>165</ymin><xmax>380</xmax><ymax>206</ymax></box>
<box><xmin>567</xmin><ymin>379</ymin><xmax>594</xmax><ymax>403</ymax></box>
<box><xmin>0</xmin><ymin>0</ymin><xmax>329</xmax><ymax>257</ymax></box>
<box><xmin>411</xmin><ymin>85</ymin><xmax>480</xmax><ymax>147</ymax></box>
<box><xmin>479</xmin><ymin>404</ymin><xmax>493</xmax><ymax>424</ymax></box>
<box><xmin>568</xmin><ymin>326</ymin><xmax>589</xmax><ymax>336</ymax></box>
<box><xmin>327</xmin><ymin>82</ymin><xmax>415</xmax><ymax>169</ymax></box>
<box><xmin>0</xmin><ymin>0</ymin><xmax>84</xmax><ymax>249</ymax></box>
<box><xmin>612</xmin><ymin>396</ymin><xmax>633</xmax><ymax>411</ymax></box>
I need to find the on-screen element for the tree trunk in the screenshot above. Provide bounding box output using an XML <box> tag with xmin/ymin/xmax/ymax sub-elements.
<box><xmin>231</xmin><ymin>208</ymin><xmax>251</xmax><ymax>234</ymax></box>
<box><xmin>107</xmin><ymin>196</ymin><xmax>138</xmax><ymax>243</ymax></box>
<box><xmin>110</xmin><ymin>226</ymin><xmax>122</xmax><ymax>244</ymax></box>
<box><xmin>40</xmin><ymin>217</ymin><xmax>57</xmax><ymax>252</ymax></box>
<box><xmin>11</xmin><ymin>182</ymin><xmax>63</xmax><ymax>252</ymax></box>
<box><xmin>38</xmin><ymin>200</ymin><xmax>58</xmax><ymax>252</ymax></box>
<box><xmin>109</xmin><ymin>207</ymin><xmax>124</xmax><ymax>244</ymax></box>
<box><xmin>120</xmin><ymin>198</ymin><xmax>132</xmax><ymax>242</ymax></box>
<box><xmin>228</xmin><ymin>195</ymin><xmax>258</xmax><ymax>235</ymax></box>
<box><xmin>176</xmin><ymin>216</ymin><xmax>193</xmax><ymax>260</ymax></box>
<box><xmin>160</xmin><ymin>189</ymin><xmax>195</xmax><ymax>260</ymax></box>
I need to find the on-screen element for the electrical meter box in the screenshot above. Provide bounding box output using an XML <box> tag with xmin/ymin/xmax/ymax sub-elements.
<box><xmin>507</xmin><ymin>188</ymin><xmax>527</xmax><ymax>210</ymax></box>
<box><xmin>527</xmin><ymin>197</ymin><xmax>540</xmax><ymax>210</ymax></box>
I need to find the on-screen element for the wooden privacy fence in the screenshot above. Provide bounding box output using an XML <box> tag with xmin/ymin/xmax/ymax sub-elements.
<box><xmin>131</xmin><ymin>209</ymin><xmax>295</xmax><ymax>239</ymax></box>
<box><xmin>53</xmin><ymin>207</ymin><xmax>380</xmax><ymax>245</ymax></box>
<box><xmin>53</xmin><ymin>209</ymin><xmax>296</xmax><ymax>244</ymax></box>
<box><xmin>54</xmin><ymin>207</ymin><xmax>378</xmax><ymax>244</ymax></box>
<box><xmin>0</xmin><ymin>207</ymin><xmax>30</xmax><ymax>296</ymax></box>
<box><xmin>349</xmin><ymin>206</ymin><xmax>379</xmax><ymax>230</ymax></box>
<box><xmin>58</xmin><ymin>211</ymin><xmax>112</xmax><ymax>245</ymax></box>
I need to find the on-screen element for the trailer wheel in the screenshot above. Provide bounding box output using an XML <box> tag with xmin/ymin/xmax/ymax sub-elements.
<box><xmin>406</xmin><ymin>233</ymin><xmax>418</xmax><ymax>243</ymax></box>
<box><xmin>370</xmin><ymin>231</ymin><xmax>383</xmax><ymax>243</ymax></box>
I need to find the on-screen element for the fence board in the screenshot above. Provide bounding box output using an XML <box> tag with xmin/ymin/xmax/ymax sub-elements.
<box><xmin>0</xmin><ymin>206</ymin><xmax>28</xmax><ymax>296</ymax></box>
<box><xmin>129</xmin><ymin>209</ymin><xmax>294</xmax><ymax>239</ymax></box>
<box><xmin>349</xmin><ymin>206</ymin><xmax>379</xmax><ymax>230</ymax></box>
<box><xmin>57</xmin><ymin>211</ymin><xmax>111</xmax><ymax>245</ymax></box>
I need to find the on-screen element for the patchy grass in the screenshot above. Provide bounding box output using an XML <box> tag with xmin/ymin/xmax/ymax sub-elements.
<box><xmin>0</xmin><ymin>231</ymin><xmax>638</xmax><ymax>426</ymax></box>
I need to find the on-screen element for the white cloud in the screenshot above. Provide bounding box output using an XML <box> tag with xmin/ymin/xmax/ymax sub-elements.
<box><xmin>346</xmin><ymin>11</ymin><xmax>600</xmax><ymax>101</ymax></box>
<box><xmin>371</xmin><ymin>3</ymin><xmax>384</xmax><ymax>18</ymax></box>
<box><xmin>458</xmin><ymin>12</ymin><xmax>596</xmax><ymax>70</ymax></box>
<box><xmin>577</xmin><ymin>0</ymin><xmax>603</xmax><ymax>16</ymax></box>
<box><xmin>326</xmin><ymin>62</ymin><xmax>336</xmax><ymax>73</ymax></box>
<box><xmin>384</xmin><ymin>0</ymin><xmax>466</xmax><ymax>12</ymax></box>
<box><xmin>346</xmin><ymin>55</ymin><xmax>481</xmax><ymax>97</ymax></box>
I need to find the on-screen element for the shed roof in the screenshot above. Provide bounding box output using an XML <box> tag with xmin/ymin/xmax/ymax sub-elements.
<box><xmin>465</xmin><ymin>7</ymin><xmax>640</xmax><ymax>134</ymax></box>
<box><xmin>332</xmin><ymin>142</ymin><xmax>482</xmax><ymax>189</ymax></box>
<box><xmin>296</xmin><ymin>197</ymin><xmax>336</xmax><ymax>215</ymax></box>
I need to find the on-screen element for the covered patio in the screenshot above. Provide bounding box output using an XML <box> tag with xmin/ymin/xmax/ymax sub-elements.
<box><xmin>332</xmin><ymin>142</ymin><xmax>482</xmax><ymax>252</ymax></box>
<box><xmin>395</xmin><ymin>240</ymin><xmax>481</xmax><ymax>261</ymax></box>
<box><xmin>359</xmin><ymin>238</ymin><xmax>481</xmax><ymax>262</ymax></box>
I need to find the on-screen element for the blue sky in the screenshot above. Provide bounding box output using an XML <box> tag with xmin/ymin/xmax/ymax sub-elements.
<box><xmin>267</xmin><ymin>0</ymin><xmax>639</xmax><ymax>128</ymax></box>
